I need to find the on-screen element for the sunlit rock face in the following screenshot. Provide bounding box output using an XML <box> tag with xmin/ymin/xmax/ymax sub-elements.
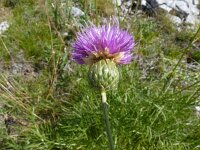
<box><xmin>140</xmin><ymin>0</ymin><xmax>200</xmax><ymax>29</ymax></box>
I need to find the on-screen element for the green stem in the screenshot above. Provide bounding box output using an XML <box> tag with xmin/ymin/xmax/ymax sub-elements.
<box><xmin>101</xmin><ymin>90</ymin><xmax>115</xmax><ymax>150</ymax></box>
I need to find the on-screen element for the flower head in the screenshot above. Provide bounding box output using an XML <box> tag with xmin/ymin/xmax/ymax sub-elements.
<box><xmin>71</xmin><ymin>20</ymin><xmax>135</xmax><ymax>65</ymax></box>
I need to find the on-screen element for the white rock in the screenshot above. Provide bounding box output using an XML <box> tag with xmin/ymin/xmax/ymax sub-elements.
<box><xmin>188</xmin><ymin>4</ymin><xmax>199</xmax><ymax>15</ymax></box>
<box><xmin>141</xmin><ymin>0</ymin><xmax>146</xmax><ymax>6</ymax></box>
<box><xmin>62</xmin><ymin>32</ymin><xmax>68</xmax><ymax>38</ymax></box>
<box><xmin>70</xmin><ymin>7</ymin><xmax>85</xmax><ymax>17</ymax></box>
<box><xmin>184</xmin><ymin>0</ymin><xmax>199</xmax><ymax>15</ymax></box>
<box><xmin>195</xmin><ymin>106</ymin><xmax>200</xmax><ymax>116</ymax></box>
<box><xmin>126</xmin><ymin>1</ymin><xmax>132</xmax><ymax>7</ymax></box>
<box><xmin>159</xmin><ymin>4</ymin><xmax>172</xmax><ymax>12</ymax></box>
<box><xmin>175</xmin><ymin>1</ymin><xmax>190</xmax><ymax>14</ymax></box>
<box><xmin>148</xmin><ymin>0</ymin><xmax>175</xmax><ymax>7</ymax></box>
<box><xmin>121</xmin><ymin>4</ymin><xmax>128</xmax><ymax>14</ymax></box>
<box><xmin>185</xmin><ymin>14</ymin><xmax>200</xmax><ymax>25</ymax></box>
<box><xmin>143</xmin><ymin>0</ymin><xmax>199</xmax><ymax>15</ymax></box>
<box><xmin>112</xmin><ymin>0</ymin><xmax>122</xmax><ymax>6</ymax></box>
<box><xmin>157</xmin><ymin>0</ymin><xmax>174</xmax><ymax>5</ymax></box>
<box><xmin>195</xmin><ymin>106</ymin><xmax>200</xmax><ymax>112</ymax></box>
<box><xmin>193</xmin><ymin>0</ymin><xmax>199</xmax><ymax>5</ymax></box>
<box><xmin>141</xmin><ymin>0</ymin><xmax>200</xmax><ymax>30</ymax></box>
<box><xmin>167</xmin><ymin>14</ymin><xmax>182</xmax><ymax>25</ymax></box>
<box><xmin>0</xmin><ymin>21</ymin><xmax>9</xmax><ymax>35</ymax></box>
<box><xmin>155</xmin><ymin>0</ymin><xmax>166</xmax><ymax>4</ymax></box>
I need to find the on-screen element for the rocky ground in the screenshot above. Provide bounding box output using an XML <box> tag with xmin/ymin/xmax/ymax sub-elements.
<box><xmin>66</xmin><ymin>0</ymin><xmax>200</xmax><ymax>30</ymax></box>
<box><xmin>0</xmin><ymin>1</ymin><xmax>39</xmax><ymax>136</ymax></box>
<box><xmin>1</xmin><ymin>0</ymin><xmax>200</xmax><ymax>33</ymax></box>
<box><xmin>141</xmin><ymin>0</ymin><xmax>200</xmax><ymax>30</ymax></box>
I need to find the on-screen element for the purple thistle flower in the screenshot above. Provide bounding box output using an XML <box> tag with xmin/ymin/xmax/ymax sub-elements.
<box><xmin>72</xmin><ymin>20</ymin><xmax>135</xmax><ymax>65</ymax></box>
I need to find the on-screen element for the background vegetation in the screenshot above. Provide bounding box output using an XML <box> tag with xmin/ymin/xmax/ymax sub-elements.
<box><xmin>0</xmin><ymin>0</ymin><xmax>200</xmax><ymax>149</ymax></box>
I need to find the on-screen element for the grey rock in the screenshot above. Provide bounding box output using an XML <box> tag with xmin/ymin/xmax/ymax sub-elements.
<box><xmin>159</xmin><ymin>4</ymin><xmax>172</xmax><ymax>12</ymax></box>
<box><xmin>126</xmin><ymin>1</ymin><xmax>132</xmax><ymax>7</ymax></box>
<box><xmin>175</xmin><ymin>1</ymin><xmax>191</xmax><ymax>14</ymax></box>
<box><xmin>70</xmin><ymin>7</ymin><xmax>85</xmax><ymax>17</ymax></box>
<box><xmin>195</xmin><ymin>106</ymin><xmax>200</xmax><ymax>112</ymax></box>
<box><xmin>141</xmin><ymin>0</ymin><xmax>147</xmax><ymax>6</ymax></box>
<box><xmin>120</xmin><ymin>4</ymin><xmax>128</xmax><ymax>15</ymax></box>
<box><xmin>146</xmin><ymin>0</ymin><xmax>159</xmax><ymax>8</ymax></box>
<box><xmin>193</xmin><ymin>0</ymin><xmax>199</xmax><ymax>5</ymax></box>
<box><xmin>175</xmin><ymin>0</ymin><xmax>199</xmax><ymax>16</ymax></box>
<box><xmin>112</xmin><ymin>0</ymin><xmax>122</xmax><ymax>6</ymax></box>
<box><xmin>156</xmin><ymin>0</ymin><xmax>173</xmax><ymax>5</ymax></box>
<box><xmin>188</xmin><ymin>3</ymin><xmax>199</xmax><ymax>16</ymax></box>
<box><xmin>0</xmin><ymin>21</ymin><xmax>9</xmax><ymax>34</ymax></box>
<box><xmin>142</xmin><ymin>0</ymin><xmax>199</xmax><ymax>15</ymax></box>
<box><xmin>195</xmin><ymin>106</ymin><xmax>200</xmax><ymax>116</ymax></box>
<box><xmin>185</xmin><ymin>14</ymin><xmax>200</xmax><ymax>25</ymax></box>
<box><xmin>167</xmin><ymin>14</ymin><xmax>182</xmax><ymax>25</ymax></box>
<box><xmin>154</xmin><ymin>0</ymin><xmax>199</xmax><ymax>14</ymax></box>
<box><xmin>140</xmin><ymin>0</ymin><xmax>200</xmax><ymax>30</ymax></box>
<box><xmin>62</xmin><ymin>32</ymin><xmax>68</xmax><ymax>38</ymax></box>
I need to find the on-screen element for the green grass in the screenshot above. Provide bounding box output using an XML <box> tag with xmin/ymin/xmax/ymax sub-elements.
<box><xmin>0</xmin><ymin>0</ymin><xmax>200</xmax><ymax>150</ymax></box>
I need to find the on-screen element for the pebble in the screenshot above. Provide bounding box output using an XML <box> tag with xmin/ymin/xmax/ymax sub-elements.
<box><xmin>126</xmin><ymin>1</ymin><xmax>132</xmax><ymax>7</ymax></box>
<box><xmin>196</xmin><ymin>106</ymin><xmax>200</xmax><ymax>112</ymax></box>
<box><xmin>175</xmin><ymin>1</ymin><xmax>191</xmax><ymax>14</ymax></box>
<box><xmin>70</xmin><ymin>7</ymin><xmax>85</xmax><ymax>17</ymax></box>
<box><xmin>195</xmin><ymin>106</ymin><xmax>200</xmax><ymax>116</ymax></box>
<box><xmin>0</xmin><ymin>21</ymin><xmax>9</xmax><ymax>34</ymax></box>
<box><xmin>112</xmin><ymin>0</ymin><xmax>122</xmax><ymax>6</ymax></box>
<box><xmin>159</xmin><ymin>4</ymin><xmax>172</xmax><ymax>12</ymax></box>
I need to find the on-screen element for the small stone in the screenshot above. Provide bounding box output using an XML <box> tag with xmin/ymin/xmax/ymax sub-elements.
<box><xmin>126</xmin><ymin>1</ymin><xmax>132</xmax><ymax>7</ymax></box>
<box><xmin>195</xmin><ymin>106</ymin><xmax>200</xmax><ymax>112</ymax></box>
<box><xmin>141</xmin><ymin>0</ymin><xmax>147</xmax><ymax>6</ymax></box>
<box><xmin>140</xmin><ymin>0</ymin><xmax>200</xmax><ymax>30</ymax></box>
<box><xmin>0</xmin><ymin>21</ymin><xmax>9</xmax><ymax>34</ymax></box>
<box><xmin>112</xmin><ymin>0</ymin><xmax>122</xmax><ymax>6</ymax></box>
<box><xmin>62</xmin><ymin>32</ymin><xmax>68</xmax><ymax>38</ymax></box>
<box><xmin>70</xmin><ymin>7</ymin><xmax>85</xmax><ymax>17</ymax></box>
<box><xmin>195</xmin><ymin>106</ymin><xmax>200</xmax><ymax>116</ymax></box>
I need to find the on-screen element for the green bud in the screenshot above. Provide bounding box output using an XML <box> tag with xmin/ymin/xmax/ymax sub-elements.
<box><xmin>88</xmin><ymin>59</ymin><xmax>119</xmax><ymax>91</ymax></box>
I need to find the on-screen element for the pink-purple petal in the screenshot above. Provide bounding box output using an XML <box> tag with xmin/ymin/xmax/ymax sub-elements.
<box><xmin>72</xmin><ymin>22</ymin><xmax>135</xmax><ymax>64</ymax></box>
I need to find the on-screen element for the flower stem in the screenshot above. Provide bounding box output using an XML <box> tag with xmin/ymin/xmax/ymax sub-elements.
<box><xmin>101</xmin><ymin>90</ymin><xmax>115</xmax><ymax>150</ymax></box>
